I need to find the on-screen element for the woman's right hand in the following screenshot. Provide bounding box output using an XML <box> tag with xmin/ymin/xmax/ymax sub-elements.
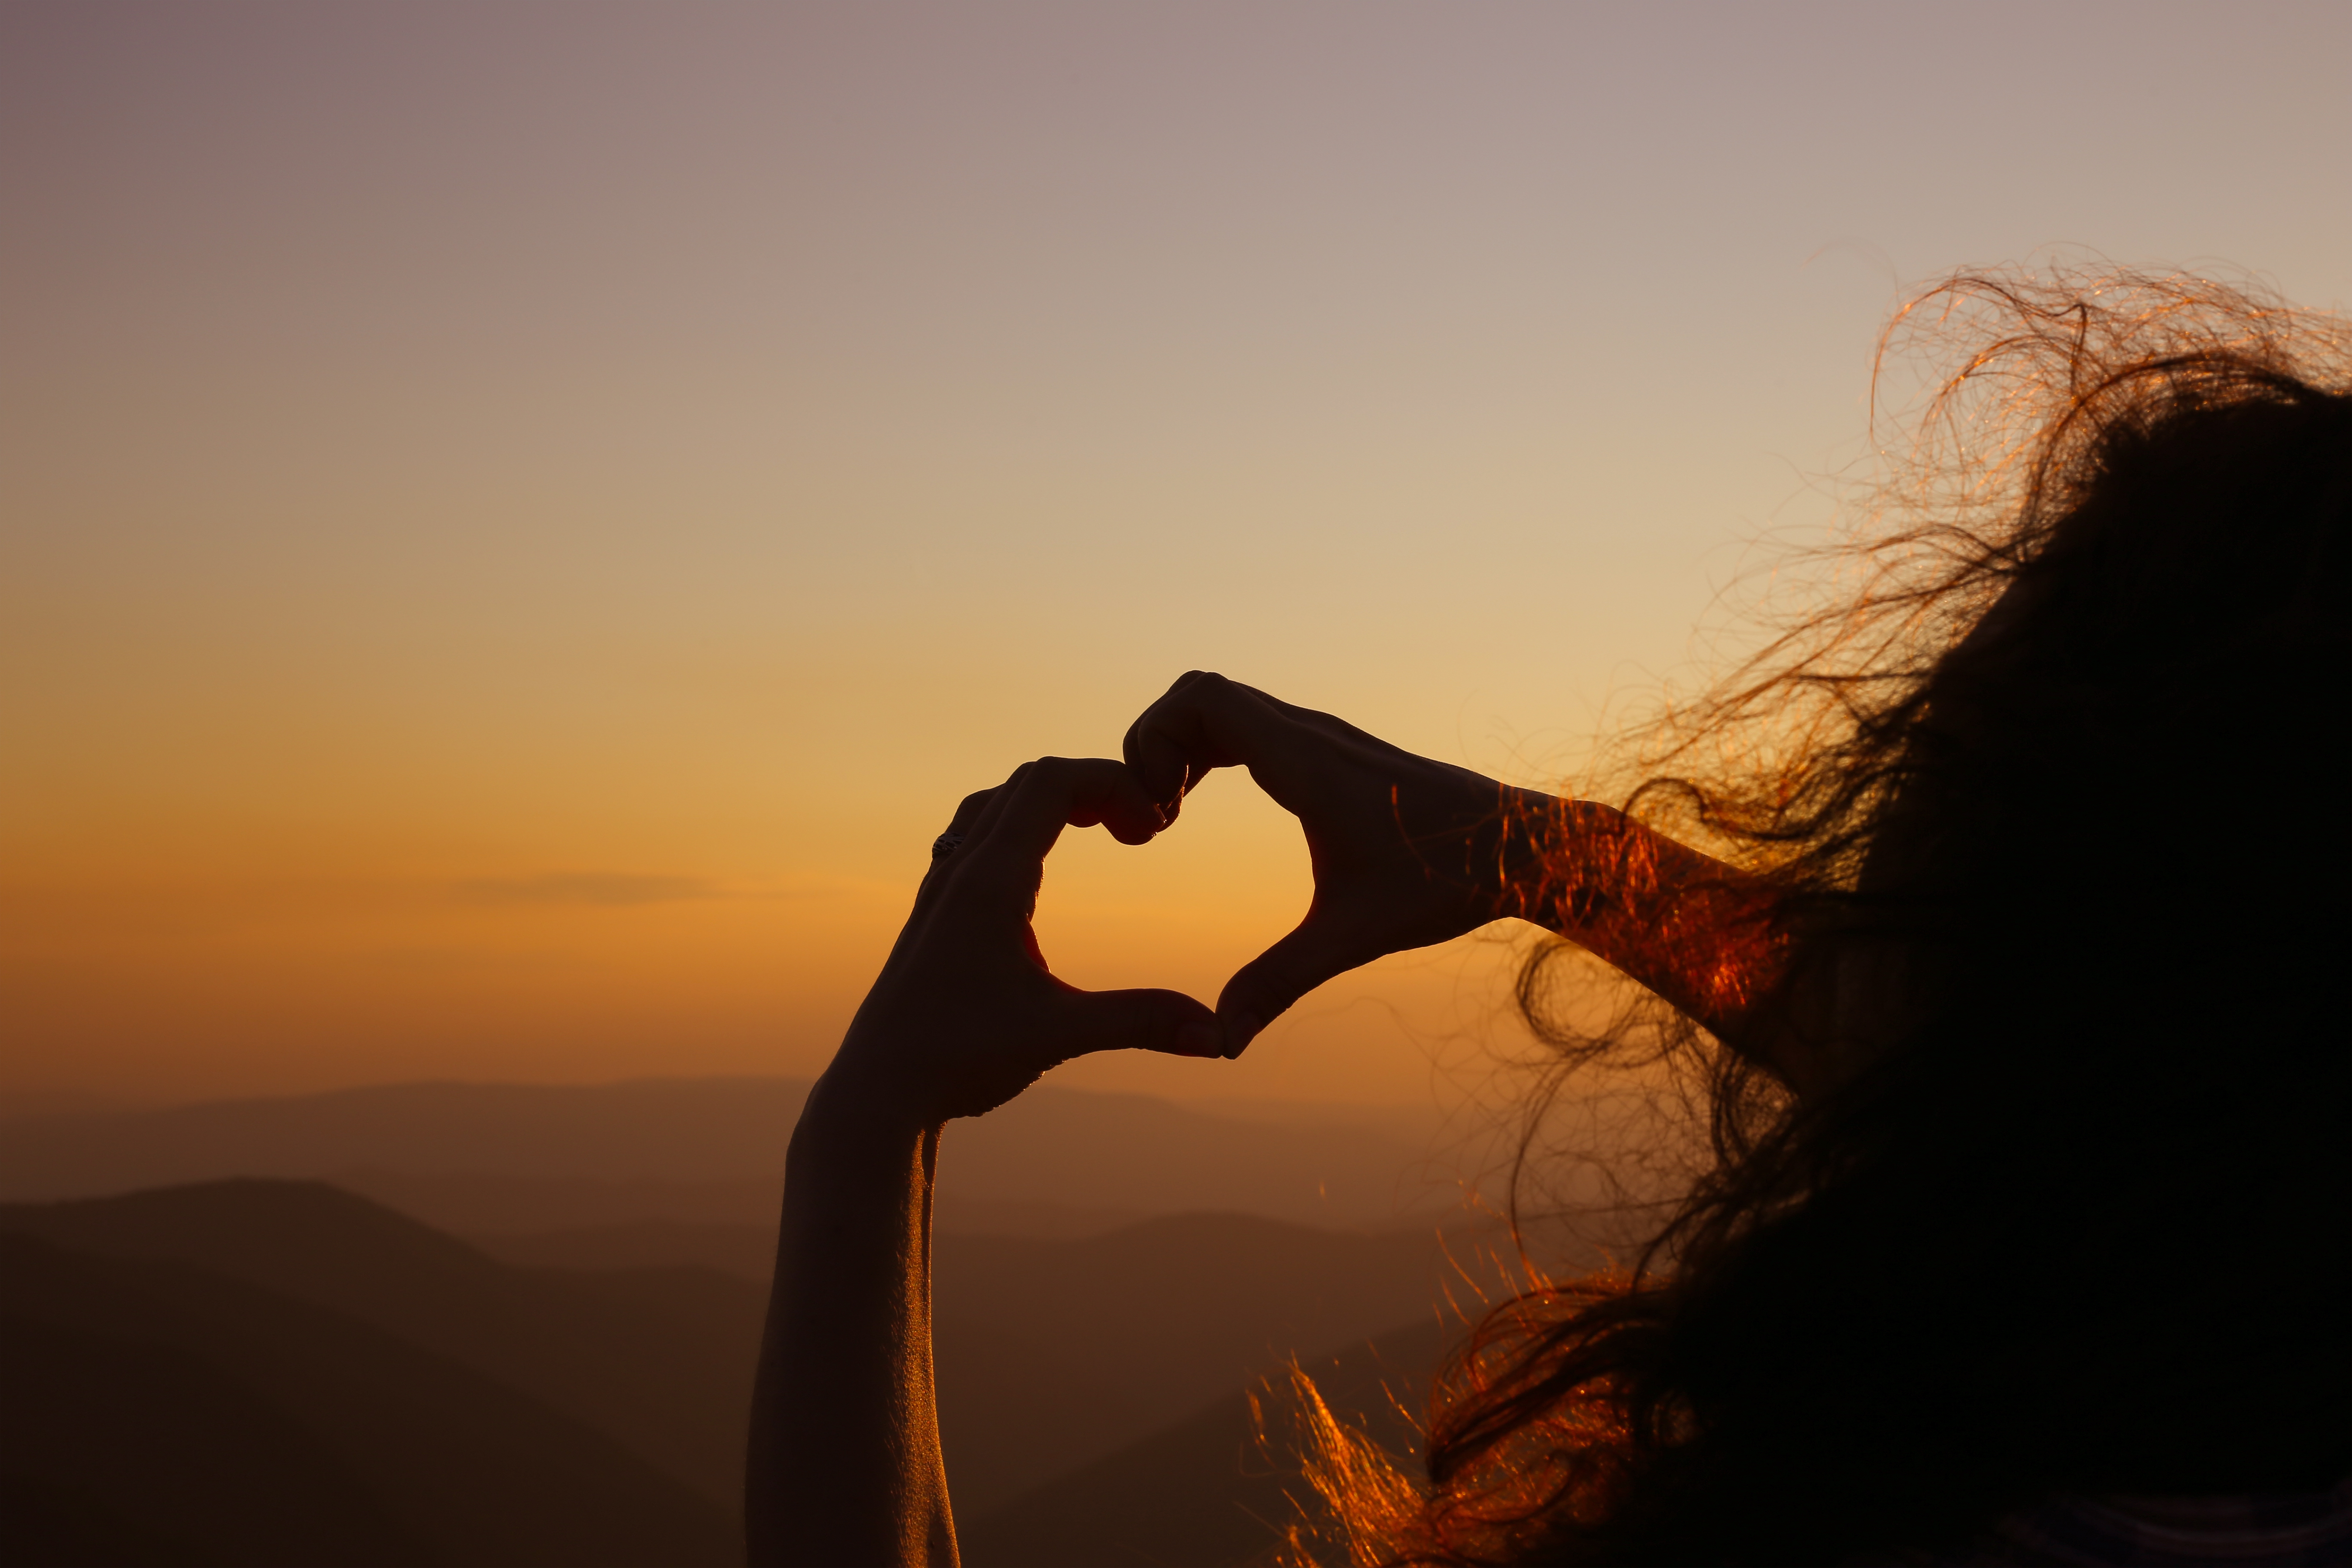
<box><xmin>1123</xmin><ymin>672</ymin><xmax>1527</xmax><ymax>1052</ymax></box>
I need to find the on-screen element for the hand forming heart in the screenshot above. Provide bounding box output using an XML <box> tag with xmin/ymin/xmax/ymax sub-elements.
<box><xmin>758</xmin><ymin>675</ymin><xmax>1783</xmax><ymax>1568</ymax></box>
<box><xmin>821</xmin><ymin>673</ymin><xmax>1522</xmax><ymax>1133</ymax></box>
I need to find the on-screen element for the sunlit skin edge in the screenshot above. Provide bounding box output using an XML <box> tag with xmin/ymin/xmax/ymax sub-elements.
<box><xmin>745</xmin><ymin>744</ymin><xmax>1793</xmax><ymax>1568</ymax></box>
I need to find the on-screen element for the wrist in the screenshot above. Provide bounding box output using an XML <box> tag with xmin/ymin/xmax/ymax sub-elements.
<box><xmin>794</xmin><ymin>1063</ymin><xmax>939</xmax><ymax>1155</ymax></box>
<box><xmin>1486</xmin><ymin>786</ymin><xmax>1567</xmax><ymax>915</ymax></box>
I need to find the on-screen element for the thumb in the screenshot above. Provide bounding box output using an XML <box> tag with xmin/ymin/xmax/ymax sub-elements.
<box><xmin>1053</xmin><ymin>986</ymin><xmax>1230</xmax><ymax>1063</ymax></box>
<box><xmin>1215</xmin><ymin>915</ymin><xmax>1378</xmax><ymax>1060</ymax></box>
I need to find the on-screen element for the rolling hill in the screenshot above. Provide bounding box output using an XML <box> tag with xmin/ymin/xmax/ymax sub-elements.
<box><xmin>0</xmin><ymin>1077</ymin><xmax>1456</xmax><ymax>1236</ymax></box>
<box><xmin>931</xmin><ymin>1213</ymin><xmax>1487</xmax><ymax>1515</ymax></box>
<box><xmin>962</xmin><ymin>1318</ymin><xmax>1449</xmax><ymax>1568</ymax></box>
<box><xmin>0</xmin><ymin>1180</ymin><xmax>1507</xmax><ymax>1526</ymax></box>
<box><xmin>0</xmin><ymin>1181</ymin><xmax>768</xmax><ymax>1510</ymax></box>
<box><xmin>0</xmin><ymin>1078</ymin><xmax>1530</xmax><ymax>1564</ymax></box>
<box><xmin>0</xmin><ymin>1230</ymin><xmax>738</xmax><ymax>1567</ymax></box>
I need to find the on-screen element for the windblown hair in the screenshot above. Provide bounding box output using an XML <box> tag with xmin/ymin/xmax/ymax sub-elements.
<box><xmin>1285</xmin><ymin>268</ymin><xmax>2352</xmax><ymax>1566</ymax></box>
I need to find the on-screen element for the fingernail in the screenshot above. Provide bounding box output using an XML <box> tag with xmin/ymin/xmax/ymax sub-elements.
<box><xmin>1222</xmin><ymin>1013</ymin><xmax>1261</xmax><ymax>1060</ymax></box>
<box><xmin>1176</xmin><ymin>1020</ymin><xmax>1223</xmax><ymax>1058</ymax></box>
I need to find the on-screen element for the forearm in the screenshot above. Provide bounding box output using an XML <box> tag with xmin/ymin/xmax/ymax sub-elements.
<box><xmin>1494</xmin><ymin>791</ymin><xmax>1785</xmax><ymax>1047</ymax></box>
<box><xmin>747</xmin><ymin>1073</ymin><xmax>954</xmax><ymax>1568</ymax></box>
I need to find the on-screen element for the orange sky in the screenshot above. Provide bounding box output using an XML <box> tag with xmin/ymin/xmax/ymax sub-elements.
<box><xmin>5</xmin><ymin>1</ymin><xmax>2349</xmax><ymax>1110</ymax></box>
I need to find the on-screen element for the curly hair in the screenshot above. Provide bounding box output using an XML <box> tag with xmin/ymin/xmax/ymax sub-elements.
<box><xmin>1281</xmin><ymin>268</ymin><xmax>2352</xmax><ymax>1566</ymax></box>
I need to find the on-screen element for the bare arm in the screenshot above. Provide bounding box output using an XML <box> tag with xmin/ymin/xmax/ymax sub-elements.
<box><xmin>747</xmin><ymin>1092</ymin><xmax>948</xmax><ymax>1567</ymax></box>
<box><xmin>1494</xmin><ymin>794</ymin><xmax>1787</xmax><ymax>1051</ymax></box>
<box><xmin>747</xmin><ymin>690</ymin><xmax>1792</xmax><ymax>1564</ymax></box>
<box><xmin>1123</xmin><ymin>673</ymin><xmax>1788</xmax><ymax>1065</ymax></box>
<box><xmin>744</xmin><ymin>759</ymin><xmax>1225</xmax><ymax>1568</ymax></box>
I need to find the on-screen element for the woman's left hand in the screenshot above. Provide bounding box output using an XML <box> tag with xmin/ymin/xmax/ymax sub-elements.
<box><xmin>820</xmin><ymin>755</ymin><xmax>1230</xmax><ymax>1132</ymax></box>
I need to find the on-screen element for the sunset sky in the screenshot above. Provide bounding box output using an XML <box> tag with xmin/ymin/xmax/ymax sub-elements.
<box><xmin>5</xmin><ymin>1</ymin><xmax>2348</xmax><ymax>1112</ymax></box>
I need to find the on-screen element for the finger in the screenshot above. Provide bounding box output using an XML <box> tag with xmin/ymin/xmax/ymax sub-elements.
<box><xmin>962</xmin><ymin>757</ymin><xmax>1166</xmax><ymax>876</ymax></box>
<box><xmin>939</xmin><ymin>784</ymin><xmax>999</xmax><ymax>847</ymax></box>
<box><xmin>1214</xmin><ymin>916</ymin><xmax>1385</xmax><ymax>1059</ymax></box>
<box><xmin>931</xmin><ymin>777</ymin><xmax>1014</xmax><ymax>868</ymax></box>
<box><xmin>876</xmin><ymin>780</ymin><xmax>1015</xmax><ymax>985</ymax></box>
<box><xmin>906</xmin><ymin>782</ymin><xmax>1004</xmax><ymax>919</ymax></box>
<box><xmin>1122</xmin><ymin>671</ymin><xmax>1288</xmax><ymax>818</ymax></box>
<box><xmin>1122</xmin><ymin>670</ymin><xmax>1225</xmax><ymax>812</ymax></box>
<box><xmin>948</xmin><ymin>759</ymin><xmax>1036</xmax><ymax>864</ymax></box>
<box><xmin>1045</xmin><ymin>985</ymin><xmax>1228</xmax><ymax>1063</ymax></box>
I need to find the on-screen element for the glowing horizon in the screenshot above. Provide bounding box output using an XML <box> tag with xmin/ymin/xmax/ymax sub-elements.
<box><xmin>5</xmin><ymin>0</ymin><xmax>2348</xmax><ymax>1110</ymax></box>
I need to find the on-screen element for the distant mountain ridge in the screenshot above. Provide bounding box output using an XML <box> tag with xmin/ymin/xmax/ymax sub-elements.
<box><xmin>0</xmin><ymin>1080</ymin><xmax>1510</xmax><ymax>1563</ymax></box>
<box><xmin>0</xmin><ymin>1181</ymin><xmax>769</xmax><ymax>1510</ymax></box>
<box><xmin>0</xmin><ymin>1177</ymin><xmax>1506</xmax><ymax>1561</ymax></box>
<box><xmin>0</xmin><ymin>1076</ymin><xmax>1460</xmax><ymax>1233</ymax></box>
<box><xmin>962</xmin><ymin>1318</ymin><xmax>1449</xmax><ymax>1568</ymax></box>
<box><xmin>0</xmin><ymin>1077</ymin><xmax>814</xmax><ymax>1190</ymax></box>
<box><xmin>930</xmin><ymin>1210</ymin><xmax>1478</xmax><ymax>1514</ymax></box>
<box><xmin>0</xmin><ymin>1227</ymin><xmax>740</xmax><ymax>1566</ymax></box>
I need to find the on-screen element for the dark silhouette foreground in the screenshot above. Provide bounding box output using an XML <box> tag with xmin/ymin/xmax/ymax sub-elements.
<box><xmin>750</xmin><ymin>270</ymin><xmax>2350</xmax><ymax>1566</ymax></box>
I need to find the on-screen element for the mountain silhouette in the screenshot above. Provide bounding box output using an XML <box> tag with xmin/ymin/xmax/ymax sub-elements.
<box><xmin>475</xmin><ymin>1217</ymin><xmax>786</xmax><ymax>1277</ymax></box>
<box><xmin>4</xmin><ymin>1298</ymin><xmax>426</xmax><ymax>1567</ymax></box>
<box><xmin>931</xmin><ymin>1213</ymin><xmax>1494</xmax><ymax>1515</ymax></box>
<box><xmin>0</xmin><ymin>1181</ymin><xmax>766</xmax><ymax>1511</ymax></box>
<box><xmin>0</xmin><ymin>1231</ymin><xmax>736</xmax><ymax>1566</ymax></box>
<box><xmin>0</xmin><ymin>1077</ymin><xmax>1450</xmax><ymax>1233</ymax></box>
<box><xmin>962</xmin><ymin>1318</ymin><xmax>1451</xmax><ymax>1568</ymax></box>
<box><xmin>1</xmin><ymin>1157</ymin><xmax>1516</xmax><ymax>1558</ymax></box>
<box><xmin>467</xmin><ymin>1199</ymin><xmax>1154</xmax><ymax>1280</ymax></box>
<box><xmin>0</xmin><ymin>1079</ymin><xmax>811</xmax><ymax>1193</ymax></box>
<box><xmin>2</xmin><ymin>1180</ymin><xmax>1494</xmax><ymax>1520</ymax></box>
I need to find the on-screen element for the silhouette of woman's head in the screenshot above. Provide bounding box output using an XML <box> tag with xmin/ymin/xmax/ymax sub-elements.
<box><xmin>1289</xmin><ymin>270</ymin><xmax>2350</xmax><ymax>1565</ymax></box>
